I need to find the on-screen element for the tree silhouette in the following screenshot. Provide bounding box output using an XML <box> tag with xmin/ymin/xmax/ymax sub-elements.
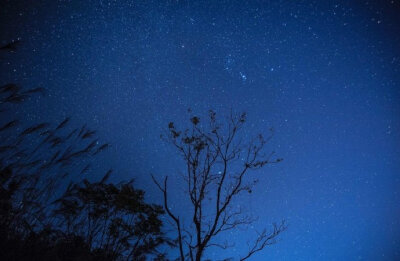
<box><xmin>0</xmin><ymin>41</ymin><xmax>168</xmax><ymax>260</ymax></box>
<box><xmin>152</xmin><ymin>110</ymin><xmax>286</xmax><ymax>261</ymax></box>
<box><xmin>53</xmin><ymin>177</ymin><xmax>167</xmax><ymax>260</ymax></box>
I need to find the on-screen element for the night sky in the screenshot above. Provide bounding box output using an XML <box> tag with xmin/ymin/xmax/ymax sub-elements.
<box><xmin>1</xmin><ymin>0</ymin><xmax>400</xmax><ymax>260</ymax></box>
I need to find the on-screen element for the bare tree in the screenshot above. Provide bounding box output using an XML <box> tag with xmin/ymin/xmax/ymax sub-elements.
<box><xmin>152</xmin><ymin>110</ymin><xmax>286</xmax><ymax>261</ymax></box>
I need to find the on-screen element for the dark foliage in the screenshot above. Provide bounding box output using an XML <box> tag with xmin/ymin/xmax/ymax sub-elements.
<box><xmin>0</xmin><ymin>42</ymin><xmax>168</xmax><ymax>260</ymax></box>
<box><xmin>52</xmin><ymin>178</ymin><xmax>167</xmax><ymax>260</ymax></box>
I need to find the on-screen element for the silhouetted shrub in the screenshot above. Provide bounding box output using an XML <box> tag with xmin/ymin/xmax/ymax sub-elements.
<box><xmin>0</xmin><ymin>42</ymin><xmax>168</xmax><ymax>260</ymax></box>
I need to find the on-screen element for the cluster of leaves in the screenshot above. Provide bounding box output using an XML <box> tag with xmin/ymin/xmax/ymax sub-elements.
<box><xmin>0</xmin><ymin>42</ymin><xmax>169</xmax><ymax>260</ymax></box>
<box><xmin>53</xmin><ymin>178</ymin><xmax>168</xmax><ymax>260</ymax></box>
<box><xmin>0</xmin><ymin>84</ymin><xmax>168</xmax><ymax>260</ymax></box>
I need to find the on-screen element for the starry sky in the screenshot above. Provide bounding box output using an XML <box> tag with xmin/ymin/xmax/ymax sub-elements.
<box><xmin>1</xmin><ymin>0</ymin><xmax>400</xmax><ymax>260</ymax></box>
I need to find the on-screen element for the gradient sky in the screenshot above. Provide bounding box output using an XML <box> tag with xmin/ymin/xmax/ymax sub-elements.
<box><xmin>1</xmin><ymin>0</ymin><xmax>400</xmax><ymax>260</ymax></box>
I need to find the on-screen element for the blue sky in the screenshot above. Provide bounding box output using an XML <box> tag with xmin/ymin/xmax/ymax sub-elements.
<box><xmin>1</xmin><ymin>0</ymin><xmax>399</xmax><ymax>260</ymax></box>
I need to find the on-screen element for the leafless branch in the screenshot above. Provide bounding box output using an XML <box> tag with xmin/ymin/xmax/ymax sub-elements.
<box><xmin>156</xmin><ymin>111</ymin><xmax>285</xmax><ymax>260</ymax></box>
<box><xmin>240</xmin><ymin>220</ymin><xmax>287</xmax><ymax>261</ymax></box>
